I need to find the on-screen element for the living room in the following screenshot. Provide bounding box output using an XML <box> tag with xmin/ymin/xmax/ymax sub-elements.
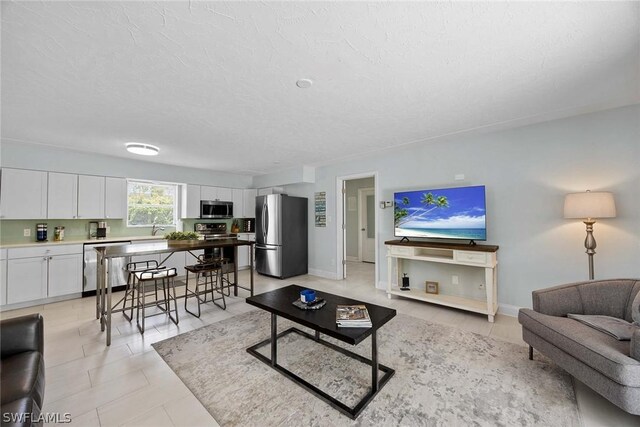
<box><xmin>1</xmin><ymin>1</ymin><xmax>639</xmax><ymax>426</ymax></box>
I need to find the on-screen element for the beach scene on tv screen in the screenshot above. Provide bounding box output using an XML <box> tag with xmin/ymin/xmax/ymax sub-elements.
<box><xmin>394</xmin><ymin>186</ymin><xmax>486</xmax><ymax>240</ymax></box>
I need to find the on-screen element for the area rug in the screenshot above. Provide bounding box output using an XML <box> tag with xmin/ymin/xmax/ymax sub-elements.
<box><xmin>152</xmin><ymin>310</ymin><xmax>580</xmax><ymax>426</ymax></box>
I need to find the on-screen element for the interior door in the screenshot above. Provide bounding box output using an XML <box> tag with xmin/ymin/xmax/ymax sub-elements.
<box><xmin>359</xmin><ymin>188</ymin><xmax>375</xmax><ymax>263</ymax></box>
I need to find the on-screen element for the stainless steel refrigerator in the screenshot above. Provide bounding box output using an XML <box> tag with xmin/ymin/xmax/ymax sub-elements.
<box><xmin>255</xmin><ymin>194</ymin><xmax>308</xmax><ymax>279</ymax></box>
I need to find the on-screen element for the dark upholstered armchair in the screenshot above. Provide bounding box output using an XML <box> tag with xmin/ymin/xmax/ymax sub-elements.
<box><xmin>1</xmin><ymin>314</ymin><xmax>45</xmax><ymax>427</ymax></box>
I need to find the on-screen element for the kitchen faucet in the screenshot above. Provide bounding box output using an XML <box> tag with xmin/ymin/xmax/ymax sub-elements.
<box><xmin>151</xmin><ymin>224</ymin><xmax>165</xmax><ymax>236</ymax></box>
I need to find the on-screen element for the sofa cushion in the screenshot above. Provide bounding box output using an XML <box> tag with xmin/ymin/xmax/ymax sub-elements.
<box><xmin>567</xmin><ymin>314</ymin><xmax>637</xmax><ymax>340</ymax></box>
<box><xmin>519</xmin><ymin>308</ymin><xmax>640</xmax><ymax>387</ymax></box>
<box><xmin>1</xmin><ymin>397</ymin><xmax>42</xmax><ymax>427</ymax></box>
<box><xmin>0</xmin><ymin>351</ymin><xmax>45</xmax><ymax>407</ymax></box>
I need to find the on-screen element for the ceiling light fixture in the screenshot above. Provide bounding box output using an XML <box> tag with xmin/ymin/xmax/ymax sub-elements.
<box><xmin>296</xmin><ymin>79</ymin><xmax>313</xmax><ymax>89</ymax></box>
<box><xmin>126</xmin><ymin>142</ymin><xmax>160</xmax><ymax>156</ymax></box>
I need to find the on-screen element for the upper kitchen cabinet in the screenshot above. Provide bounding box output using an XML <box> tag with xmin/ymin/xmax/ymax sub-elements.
<box><xmin>0</xmin><ymin>168</ymin><xmax>48</xmax><ymax>219</ymax></box>
<box><xmin>257</xmin><ymin>187</ymin><xmax>285</xmax><ymax>196</ymax></box>
<box><xmin>232</xmin><ymin>189</ymin><xmax>244</xmax><ymax>218</ymax></box>
<box><xmin>48</xmin><ymin>172</ymin><xmax>78</xmax><ymax>219</ymax></box>
<box><xmin>181</xmin><ymin>184</ymin><xmax>201</xmax><ymax>219</ymax></box>
<box><xmin>217</xmin><ymin>187</ymin><xmax>233</xmax><ymax>201</ymax></box>
<box><xmin>243</xmin><ymin>189</ymin><xmax>257</xmax><ymax>218</ymax></box>
<box><xmin>77</xmin><ymin>175</ymin><xmax>105</xmax><ymax>219</ymax></box>
<box><xmin>201</xmin><ymin>186</ymin><xmax>233</xmax><ymax>202</ymax></box>
<box><xmin>105</xmin><ymin>177</ymin><xmax>127</xmax><ymax>219</ymax></box>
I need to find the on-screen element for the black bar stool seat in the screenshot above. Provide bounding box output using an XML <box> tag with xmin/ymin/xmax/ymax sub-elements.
<box><xmin>135</xmin><ymin>267</ymin><xmax>179</xmax><ymax>334</ymax></box>
<box><xmin>184</xmin><ymin>257</ymin><xmax>227</xmax><ymax>317</ymax></box>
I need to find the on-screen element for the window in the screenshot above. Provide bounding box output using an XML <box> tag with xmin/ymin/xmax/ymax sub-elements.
<box><xmin>127</xmin><ymin>180</ymin><xmax>178</xmax><ymax>227</ymax></box>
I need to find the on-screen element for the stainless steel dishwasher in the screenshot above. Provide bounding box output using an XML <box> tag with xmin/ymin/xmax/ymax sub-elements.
<box><xmin>83</xmin><ymin>241</ymin><xmax>131</xmax><ymax>295</ymax></box>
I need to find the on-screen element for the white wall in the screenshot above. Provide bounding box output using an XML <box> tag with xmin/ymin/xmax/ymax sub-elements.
<box><xmin>0</xmin><ymin>141</ymin><xmax>253</xmax><ymax>188</ymax></box>
<box><xmin>284</xmin><ymin>105</ymin><xmax>640</xmax><ymax>309</ymax></box>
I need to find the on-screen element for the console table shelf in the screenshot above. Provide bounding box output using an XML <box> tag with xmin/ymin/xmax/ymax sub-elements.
<box><xmin>385</xmin><ymin>240</ymin><xmax>499</xmax><ymax>322</ymax></box>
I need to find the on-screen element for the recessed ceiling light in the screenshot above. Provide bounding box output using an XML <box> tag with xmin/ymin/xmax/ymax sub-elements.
<box><xmin>296</xmin><ymin>79</ymin><xmax>313</xmax><ymax>89</ymax></box>
<box><xmin>126</xmin><ymin>142</ymin><xmax>159</xmax><ymax>156</ymax></box>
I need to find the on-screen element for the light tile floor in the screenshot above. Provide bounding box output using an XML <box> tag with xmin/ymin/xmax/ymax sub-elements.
<box><xmin>1</xmin><ymin>262</ymin><xmax>638</xmax><ymax>426</ymax></box>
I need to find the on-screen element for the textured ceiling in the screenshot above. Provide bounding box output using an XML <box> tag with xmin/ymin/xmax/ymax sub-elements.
<box><xmin>2</xmin><ymin>1</ymin><xmax>639</xmax><ymax>175</ymax></box>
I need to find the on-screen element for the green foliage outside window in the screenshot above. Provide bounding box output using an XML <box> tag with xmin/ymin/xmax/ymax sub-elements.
<box><xmin>127</xmin><ymin>182</ymin><xmax>177</xmax><ymax>226</ymax></box>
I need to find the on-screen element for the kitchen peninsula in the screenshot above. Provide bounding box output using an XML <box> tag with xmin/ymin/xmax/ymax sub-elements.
<box><xmin>95</xmin><ymin>238</ymin><xmax>255</xmax><ymax>345</ymax></box>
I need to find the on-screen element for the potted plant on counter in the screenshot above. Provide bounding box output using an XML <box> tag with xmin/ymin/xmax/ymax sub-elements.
<box><xmin>164</xmin><ymin>231</ymin><xmax>201</xmax><ymax>244</ymax></box>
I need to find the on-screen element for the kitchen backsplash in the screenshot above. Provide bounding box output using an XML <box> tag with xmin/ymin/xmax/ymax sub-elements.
<box><xmin>0</xmin><ymin>218</ymin><xmax>243</xmax><ymax>244</ymax></box>
<box><xmin>0</xmin><ymin>219</ymin><xmax>177</xmax><ymax>244</ymax></box>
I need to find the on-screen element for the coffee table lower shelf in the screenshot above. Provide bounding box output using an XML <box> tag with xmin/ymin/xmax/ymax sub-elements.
<box><xmin>246</xmin><ymin>326</ymin><xmax>395</xmax><ymax>419</ymax></box>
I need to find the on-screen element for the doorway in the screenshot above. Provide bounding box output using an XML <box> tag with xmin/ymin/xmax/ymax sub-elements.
<box><xmin>336</xmin><ymin>173</ymin><xmax>377</xmax><ymax>286</ymax></box>
<box><xmin>358</xmin><ymin>187</ymin><xmax>375</xmax><ymax>263</ymax></box>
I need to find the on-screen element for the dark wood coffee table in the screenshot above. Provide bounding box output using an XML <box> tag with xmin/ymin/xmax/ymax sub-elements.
<box><xmin>245</xmin><ymin>284</ymin><xmax>396</xmax><ymax>419</ymax></box>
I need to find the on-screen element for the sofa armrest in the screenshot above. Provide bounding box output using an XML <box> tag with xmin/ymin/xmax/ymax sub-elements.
<box><xmin>532</xmin><ymin>281</ymin><xmax>588</xmax><ymax>317</ymax></box>
<box><xmin>632</xmin><ymin>328</ymin><xmax>640</xmax><ymax>361</ymax></box>
<box><xmin>0</xmin><ymin>314</ymin><xmax>44</xmax><ymax>358</ymax></box>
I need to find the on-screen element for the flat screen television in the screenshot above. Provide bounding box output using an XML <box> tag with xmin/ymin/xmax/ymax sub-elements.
<box><xmin>394</xmin><ymin>185</ymin><xmax>486</xmax><ymax>241</ymax></box>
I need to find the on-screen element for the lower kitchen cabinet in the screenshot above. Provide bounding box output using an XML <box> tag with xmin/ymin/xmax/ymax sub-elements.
<box><xmin>237</xmin><ymin>233</ymin><xmax>255</xmax><ymax>270</ymax></box>
<box><xmin>7</xmin><ymin>257</ymin><xmax>48</xmax><ymax>304</ymax></box>
<box><xmin>5</xmin><ymin>245</ymin><xmax>83</xmax><ymax>305</ymax></box>
<box><xmin>48</xmin><ymin>254</ymin><xmax>83</xmax><ymax>297</ymax></box>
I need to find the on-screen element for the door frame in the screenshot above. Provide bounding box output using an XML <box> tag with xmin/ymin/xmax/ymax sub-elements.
<box><xmin>335</xmin><ymin>172</ymin><xmax>378</xmax><ymax>286</ymax></box>
<box><xmin>358</xmin><ymin>187</ymin><xmax>375</xmax><ymax>262</ymax></box>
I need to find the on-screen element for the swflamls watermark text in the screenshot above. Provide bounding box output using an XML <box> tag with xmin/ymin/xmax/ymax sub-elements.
<box><xmin>2</xmin><ymin>412</ymin><xmax>72</xmax><ymax>423</ymax></box>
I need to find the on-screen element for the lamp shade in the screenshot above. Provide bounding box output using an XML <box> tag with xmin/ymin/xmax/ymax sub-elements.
<box><xmin>564</xmin><ymin>191</ymin><xmax>616</xmax><ymax>219</ymax></box>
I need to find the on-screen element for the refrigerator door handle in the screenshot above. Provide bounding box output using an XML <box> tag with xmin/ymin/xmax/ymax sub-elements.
<box><xmin>263</xmin><ymin>200</ymin><xmax>268</xmax><ymax>242</ymax></box>
<box><xmin>255</xmin><ymin>245</ymin><xmax>276</xmax><ymax>250</ymax></box>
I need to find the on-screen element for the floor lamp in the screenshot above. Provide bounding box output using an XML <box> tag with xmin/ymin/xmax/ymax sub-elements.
<box><xmin>563</xmin><ymin>190</ymin><xmax>616</xmax><ymax>280</ymax></box>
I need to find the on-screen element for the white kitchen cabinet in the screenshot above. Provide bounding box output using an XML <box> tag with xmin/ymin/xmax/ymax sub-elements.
<box><xmin>232</xmin><ymin>189</ymin><xmax>244</xmax><ymax>218</ymax></box>
<box><xmin>200</xmin><ymin>186</ymin><xmax>217</xmax><ymax>201</ymax></box>
<box><xmin>48</xmin><ymin>253</ymin><xmax>83</xmax><ymax>297</ymax></box>
<box><xmin>0</xmin><ymin>168</ymin><xmax>48</xmax><ymax>219</ymax></box>
<box><xmin>105</xmin><ymin>177</ymin><xmax>127</xmax><ymax>219</ymax></box>
<box><xmin>0</xmin><ymin>249</ymin><xmax>7</xmax><ymax>306</ymax></box>
<box><xmin>181</xmin><ymin>184</ymin><xmax>201</xmax><ymax>219</ymax></box>
<box><xmin>257</xmin><ymin>187</ymin><xmax>285</xmax><ymax>196</ymax></box>
<box><xmin>217</xmin><ymin>187</ymin><xmax>233</xmax><ymax>201</ymax></box>
<box><xmin>243</xmin><ymin>189</ymin><xmax>257</xmax><ymax>218</ymax></box>
<box><xmin>7</xmin><ymin>257</ymin><xmax>48</xmax><ymax>304</ymax></box>
<box><xmin>237</xmin><ymin>233</ymin><xmax>255</xmax><ymax>269</ymax></box>
<box><xmin>78</xmin><ymin>175</ymin><xmax>105</xmax><ymax>219</ymax></box>
<box><xmin>6</xmin><ymin>245</ymin><xmax>83</xmax><ymax>304</ymax></box>
<box><xmin>47</xmin><ymin>172</ymin><xmax>78</xmax><ymax>219</ymax></box>
<box><xmin>201</xmin><ymin>186</ymin><xmax>233</xmax><ymax>201</ymax></box>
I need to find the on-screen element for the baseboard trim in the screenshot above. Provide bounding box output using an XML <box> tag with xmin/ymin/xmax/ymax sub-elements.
<box><xmin>309</xmin><ymin>268</ymin><xmax>340</xmax><ymax>280</ymax></box>
<box><xmin>497</xmin><ymin>303</ymin><xmax>520</xmax><ymax>318</ymax></box>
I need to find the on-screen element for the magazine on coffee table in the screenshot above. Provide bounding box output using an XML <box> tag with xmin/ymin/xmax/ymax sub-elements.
<box><xmin>336</xmin><ymin>304</ymin><xmax>372</xmax><ymax>328</ymax></box>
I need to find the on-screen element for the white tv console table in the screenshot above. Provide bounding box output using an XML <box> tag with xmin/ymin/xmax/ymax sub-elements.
<box><xmin>385</xmin><ymin>240</ymin><xmax>499</xmax><ymax>322</ymax></box>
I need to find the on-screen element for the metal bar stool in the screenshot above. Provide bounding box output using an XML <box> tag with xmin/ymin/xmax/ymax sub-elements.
<box><xmin>119</xmin><ymin>260</ymin><xmax>164</xmax><ymax>322</ymax></box>
<box><xmin>135</xmin><ymin>267</ymin><xmax>179</xmax><ymax>334</ymax></box>
<box><xmin>184</xmin><ymin>258</ymin><xmax>227</xmax><ymax>318</ymax></box>
<box><xmin>197</xmin><ymin>254</ymin><xmax>232</xmax><ymax>297</ymax></box>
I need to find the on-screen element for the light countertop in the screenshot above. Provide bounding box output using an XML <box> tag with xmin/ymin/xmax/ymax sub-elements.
<box><xmin>0</xmin><ymin>235</ymin><xmax>166</xmax><ymax>249</ymax></box>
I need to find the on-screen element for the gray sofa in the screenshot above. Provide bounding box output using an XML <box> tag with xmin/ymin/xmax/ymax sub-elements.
<box><xmin>518</xmin><ymin>279</ymin><xmax>640</xmax><ymax>415</ymax></box>
<box><xmin>0</xmin><ymin>314</ymin><xmax>45</xmax><ymax>427</ymax></box>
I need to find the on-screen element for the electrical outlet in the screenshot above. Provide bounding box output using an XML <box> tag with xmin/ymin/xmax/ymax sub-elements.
<box><xmin>23</xmin><ymin>228</ymin><xmax>31</xmax><ymax>237</ymax></box>
<box><xmin>452</xmin><ymin>275</ymin><xmax>459</xmax><ymax>285</ymax></box>
<box><xmin>106</xmin><ymin>226</ymin><xmax>111</xmax><ymax>233</ymax></box>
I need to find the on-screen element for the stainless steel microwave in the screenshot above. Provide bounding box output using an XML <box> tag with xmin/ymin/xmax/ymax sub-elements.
<box><xmin>200</xmin><ymin>200</ymin><xmax>233</xmax><ymax>219</ymax></box>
